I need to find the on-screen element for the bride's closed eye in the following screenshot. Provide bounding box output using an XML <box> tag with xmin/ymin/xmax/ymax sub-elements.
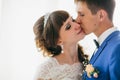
<box><xmin>65</xmin><ymin>17</ymin><xmax>75</xmax><ymax>30</ymax></box>
<box><xmin>65</xmin><ymin>24</ymin><xmax>71</xmax><ymax>30</ymax></box>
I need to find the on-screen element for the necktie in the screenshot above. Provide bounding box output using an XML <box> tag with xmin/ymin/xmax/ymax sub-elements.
<box><xmin>93</xmin><ymin>39</ymin><xmax>99</xmax><ymax>48</ymax></box>
<box><xmin>91</xmin><ymin>39</ymin><xmax>99</xmax><ymax>59</ymax></box>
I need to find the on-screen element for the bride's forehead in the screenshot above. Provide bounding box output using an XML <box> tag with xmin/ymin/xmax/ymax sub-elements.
<box><xmin>65</xmin><ymin>16</ymin><xmax>72</xmax><ymax>23</ymax></box>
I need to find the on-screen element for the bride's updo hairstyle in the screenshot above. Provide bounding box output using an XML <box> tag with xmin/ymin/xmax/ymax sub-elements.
<box><xmin>33</xmin><ymin>10</ymin><xmax>87</xmax><ymax>63</ymax></box>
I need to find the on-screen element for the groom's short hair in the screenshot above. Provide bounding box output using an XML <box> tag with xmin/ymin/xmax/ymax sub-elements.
<box><xmin>74</xmin><ymin>0</ymin><xmax>115</xmax><ymax>21</ymax></box>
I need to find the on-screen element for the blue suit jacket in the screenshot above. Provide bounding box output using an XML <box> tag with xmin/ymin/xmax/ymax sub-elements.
<box><xmin>82</xmin><ymin>31</ymin><xmax>120</xmax><ymax>80</ymax></box>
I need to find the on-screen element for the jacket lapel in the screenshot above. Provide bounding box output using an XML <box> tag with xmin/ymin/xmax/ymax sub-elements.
<box><xmin>90</xmin><ymin>41</ymin><xmax>107</xmax><ymax>64</ymax></box>
<box><xmin>90</xmin><ymin>31</ymin><xmax>120</xmax><ymax>64</ymax></box>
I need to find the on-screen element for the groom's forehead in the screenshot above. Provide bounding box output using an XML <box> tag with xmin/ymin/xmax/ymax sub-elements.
<box><xmin>76</xmin><ymin>2</ymin><xmax>89</xmax><ymax>12</ymax></box>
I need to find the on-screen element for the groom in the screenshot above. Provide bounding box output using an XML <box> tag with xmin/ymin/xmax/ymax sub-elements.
<box><xmin>74</xmin><ymin>0</ymin><xmax>120</xmax><ymax>80</ymax></box>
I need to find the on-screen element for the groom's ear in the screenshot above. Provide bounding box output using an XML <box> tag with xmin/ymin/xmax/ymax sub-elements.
<box><xmin>97</xmin><ymin>9</ymin><xmax>107</xmax><ymax>21</ymax></box>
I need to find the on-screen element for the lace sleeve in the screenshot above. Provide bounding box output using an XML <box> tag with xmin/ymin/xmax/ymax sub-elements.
<box><xmin>35</xmin><ymin>58</ymin><xmax>57</xmax><ymax>80</ymax></box>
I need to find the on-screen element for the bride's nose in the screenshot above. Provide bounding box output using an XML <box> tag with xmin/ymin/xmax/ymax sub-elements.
<box><xmin>74</xmin><ymin>23</ymin><xmax>81</xmax><ymax>30</ymax></box>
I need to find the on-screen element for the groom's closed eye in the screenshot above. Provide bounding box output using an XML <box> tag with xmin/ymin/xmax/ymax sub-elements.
<box><xmin>80</xmin><ymin>13</ymin><xmax>85</xmax><ymax>17</ymax></box>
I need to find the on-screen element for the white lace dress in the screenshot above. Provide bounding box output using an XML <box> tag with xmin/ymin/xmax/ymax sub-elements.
<box><xmin>35</xmin><ymin>57</ymin><xmax>83</xmax><ymax>80</ymax></box>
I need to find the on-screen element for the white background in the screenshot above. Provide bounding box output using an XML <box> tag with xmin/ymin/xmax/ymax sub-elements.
<box><xmin>0</xmin><ymin>0</ymin><xmax>120</xmax><ymax>80</ymax></box>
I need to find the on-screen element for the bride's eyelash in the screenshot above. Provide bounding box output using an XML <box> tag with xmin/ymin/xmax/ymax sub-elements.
<box><xmin>65</xmin><ymin>24</ymin><xmax>71</xmax><ymax>30</ymax></box>
<box><xmin>65</xmin><ymin>17</ymin><xmax>75</xmax><ymax>30</ymax></box>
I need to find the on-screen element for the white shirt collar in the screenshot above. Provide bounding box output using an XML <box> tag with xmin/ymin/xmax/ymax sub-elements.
<box><xmin>98</xmin><ymin>27</ymin><xmax>117</xmax><ymax>45</ymax></box>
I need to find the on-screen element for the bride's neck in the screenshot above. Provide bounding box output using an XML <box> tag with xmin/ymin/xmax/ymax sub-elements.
<box><xmin>54</xmin><ymin>44</ymin><xmax>79</xmax><ymax>65</ymax></box>
<box><xmin>62</xmin><ymin>44</ymin><xmax>79</xmax><ymax>63</ymax></box>
<box><xmin>63</xmin><ymin>44</ymin><xmax>78</xmax><ymax>56</ymax></box>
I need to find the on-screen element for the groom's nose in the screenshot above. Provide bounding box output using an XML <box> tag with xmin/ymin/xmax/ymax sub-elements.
<box><xmin>75</xmin><ymin>16</ymin><xmax>82</xmax><ymax>24</ymax></box>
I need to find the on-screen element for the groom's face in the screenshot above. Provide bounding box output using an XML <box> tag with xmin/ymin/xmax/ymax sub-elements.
<box><xmin>76</xmin><ymin>2</ymin><xmax>100</xmax><ymax>35</ymax></box>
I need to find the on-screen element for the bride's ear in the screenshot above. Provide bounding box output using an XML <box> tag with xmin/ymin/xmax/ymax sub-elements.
<box><xmin>57</xmin><ymin>39</ymin><xmax>63</xmax><ymax>45</ymax></box>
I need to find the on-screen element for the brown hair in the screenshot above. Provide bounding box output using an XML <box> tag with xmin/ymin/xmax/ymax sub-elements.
<box><xmin>33</xmin><ymin>10</ymin><xmax>87</xmax><ymax>62</ymax></box>
<box><xmin>74</xmin><ymin>0</ymin><xmax>115</xmax><ymax>21</ymax></box>
<box><xmin>33</xmin><ymin>10</ymin><xmax>69</xmax><ymax>56</ymax></box>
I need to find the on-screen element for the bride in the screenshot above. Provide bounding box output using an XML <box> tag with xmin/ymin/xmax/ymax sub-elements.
<box><xmin>33</xmin><ymin>10</ymin><xmax>88</xmax><ymax>80</ymax></box>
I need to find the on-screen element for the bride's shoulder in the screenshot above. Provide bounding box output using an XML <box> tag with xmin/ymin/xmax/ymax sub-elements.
<box><xmin>35</xmin><ymin>57</ymin><xmax>57</xmax><ymax>79</ymax></box>
<box><xmin>35</xmin><ymin>57</ymin><xmax>57</xmax><ymax>75</ymax></box>
<box><xmin>39</xmin><ymin>57</ymin><xmax>58</xmax><ymax>69</ymax></box>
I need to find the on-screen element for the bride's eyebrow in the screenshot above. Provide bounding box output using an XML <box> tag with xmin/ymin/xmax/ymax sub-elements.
<box><xmin>64</xmin><ymin>17</ymin><xmax>71</xmax><ymax>26</ymax></box>
<box><xmin>63</xmin><ymin>16</ymin><xmax>72</xmax><ymax>27</ymax></box>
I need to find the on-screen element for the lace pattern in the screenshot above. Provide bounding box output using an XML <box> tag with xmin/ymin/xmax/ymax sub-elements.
<box><xmin>35</xmin><ymin>57</ymin><xmax>83</xmax><ymax>80</ymax></box>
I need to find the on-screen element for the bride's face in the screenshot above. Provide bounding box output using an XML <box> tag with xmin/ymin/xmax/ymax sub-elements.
<box><xmin>58</xmin><ymin>16</ymin><xmax>85</xmax><ymax>45</ymax></box>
